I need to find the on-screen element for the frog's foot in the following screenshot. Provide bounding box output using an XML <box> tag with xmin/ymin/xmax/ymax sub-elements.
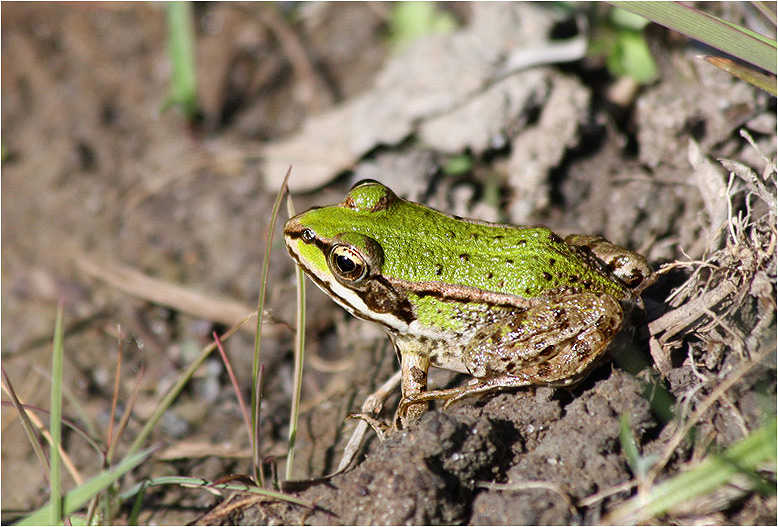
<box><xmin>347</xmin><ymin>412</ymin><xmax>390</xmax><ymax>441</ymax></box>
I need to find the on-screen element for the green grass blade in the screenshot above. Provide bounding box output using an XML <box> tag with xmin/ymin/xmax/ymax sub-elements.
<box><xmin>128</xmin><ymin>481</ymin><xmax>147</xmax><ymax>526</ymax></box>
<box><xmin>49</xmin><ymin>302</ymin><xmax>65</xmax><ymax>524</ymax></box>
<box><xmin>607</xmin><ymin>417</ymin><xmax>777</xmax><ymax>524</ymax></box>
<box><xmin>285</xmin><ymin>193</ymin><xmax>305</xmax><ymax>481</ymax></box>
<box><xmin>16</xmin><ymin>446</ymin><xmax>158</xmax><ymax>526</ymax></box>
<box><xmin>166</xmin><ymin>1</ymin><xmax>198</xmax><ymax>118</ymax></box>
<box><xmin>619</xmin><ymin>414</ymin><xmax>641</xmax><ymax>477</ymax></box>
<box><xmin>286</xmin><ymin>259</ymin><xmax>306</xmax><ymax>481</ymax></box>
<box><xmin>611</xmin><ymin>1</ymin><xmax>777</xmax><ymax>74</ymax></box>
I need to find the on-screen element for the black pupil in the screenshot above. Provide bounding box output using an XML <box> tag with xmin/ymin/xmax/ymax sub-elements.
<box><xmin>336</xmin><ymin>254</ymin><xmax>357</xmax><ymax>274</ymax></box>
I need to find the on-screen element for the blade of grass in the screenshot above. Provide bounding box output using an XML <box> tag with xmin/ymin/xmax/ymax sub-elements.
<box><xmin>0</xmin><ymin>399</ymin><xmax>103</xmax><ymax>468</ymax></box>
<box><xmin>32</xmin><ymin>361</ymin><xmax>102</xmax><ymax>442</ymax></box>
<box><xmin>606</xmin><ymin>417</ymin><xmax>777</xmax><ymax>524</ymax></box>
<box><xmin>285</xmin><ymin>191</ymin><xmax>305</xmax><ymax>480</ymax></box>
<box><xmin>213</xmin><ymin>332</ymin><xmax>253</xmax><ymax>444</ymax></box>
<box><xmin>252</xmin><ymin>166</ymin><xmax>292</xmax><ymax>484</ymax></box>
<box><xmin>106</xmin><ymin>364</ymin><xmax>145</xmax><ymax>465</ymax></box>
<box><xmin>647</xmin><ymin>347</ymin><xmax>773</xmax><ymax>484</ymax></box>
<box><xmin>255</xmin><ymin>362</ymin><xmax>265</xmax><ymax>479</ymax></box>
<box><xmin>49</xmin><ymin>301</ymin><xmax>65</xmax><ymax>524</ymax></box>
<box><xmin>611</xmin><ymin>1</ymin><xmax>777</xmax><ymax>74</ymax></box>
<box><xmin>16</xmin><ymin>445</ymin><xmax>159</xmax><ymax>526</ymax></box>
<box><xmin>752</xmin><ymin>1</ymin><xmax>777</xmax><ymax>26</ymax></box>
<box><xmin>1</xmin><ymin>369</ymin><xmax>51</xmax><ymax>482</ymax></box>
<box><xmin>0</xmin><ymin>399</ymin><xmax>85</xmax><ymax>488</ymax></box>
<box><xmin>106</xmin><ymin>325</ymin><xmax>123</xmax><ymax>451</ymax></box>
<box><xmin>619</xmin><ymin>414</ymin><xmax>641</xmax><ymax>477</ymax></box>
<box><xmin>705</xmin><ymin>55</ymin><xmax>777</xmax><ymax>95</ymax></box>
<box><xmin>128</xmin><ymin>481</ymin><xmax>148</xmax><ymax>525</ymax></box>
<box><xmin>165</xmin><ymin>1</ymin><xmax>198</xmax><ymax>118</ymax></box>
<box><xmin>117</xmin><ymin>475</ymin><xmax>316</xmax><ymax>508</ymax></box>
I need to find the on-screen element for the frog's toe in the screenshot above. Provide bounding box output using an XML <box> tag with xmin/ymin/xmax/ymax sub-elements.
<box><xmin>348</xmin><ymin>412</ymin><xmax>390</xmax><ymax>440</ymax></box>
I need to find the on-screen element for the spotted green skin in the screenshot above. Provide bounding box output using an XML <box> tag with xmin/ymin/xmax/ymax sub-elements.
<box><xmin>284</xmin><ymin>180</ymin><xmax>652</xmax><ymax>424</ymax></box>
<box><xmin>289</xmin><ymin>187</ymin><xmax>628</xmax><ymax>297</ymax></box>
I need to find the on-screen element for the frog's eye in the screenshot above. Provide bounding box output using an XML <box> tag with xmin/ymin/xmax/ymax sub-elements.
<box><xmin>329</xmin><ymin>245</ymin><xmax>368</xmax><ymax>283</ymax></box>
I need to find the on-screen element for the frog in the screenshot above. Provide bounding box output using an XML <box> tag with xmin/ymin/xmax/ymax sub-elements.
<box><xmin>283</xmin><ymin>180</ymin><xmax>653</xmax><ymax>427</ymax></box>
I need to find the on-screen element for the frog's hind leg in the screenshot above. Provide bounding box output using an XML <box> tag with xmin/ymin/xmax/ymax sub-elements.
<box><xmin>465</xmin><ymin>293</ymin><xmax>623</xmax><ymax>383</ymax></box>
<box><xmin>397</xmin><ymin>373</ymin><xmax>536</xmax><ymax>415</ymax></box>
<box><xmin>398</xmin><ymin>294</ymin><xmax>624</xmax><ymax>416</ymax></box>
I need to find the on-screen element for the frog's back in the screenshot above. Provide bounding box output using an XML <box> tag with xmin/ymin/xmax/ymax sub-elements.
<box><xmin>301</xmin><ymin>180</ymin><xmax>630</xmax><ymax>303</ymax></box>
<box><xmin>377</xmin><ymin>206</ymin><xmax>629</xmax><ymax>301</ymax></box>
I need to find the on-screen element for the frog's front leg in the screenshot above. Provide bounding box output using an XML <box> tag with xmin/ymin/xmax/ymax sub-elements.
<box><xmin>396</xmin><ymin>350</ymin><xmax>430</xmax><ymax>427</ymax></box>
<box><xmin>399</xmin><ymin>293</ymin><xmax>623</xmax><ymax>411</ymax></box>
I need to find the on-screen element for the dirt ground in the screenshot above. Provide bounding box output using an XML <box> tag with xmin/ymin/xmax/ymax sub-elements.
<box><xmin>1</xmin><ymin>3</ymin><xmax>775</xmax><ymax>525</ymax></box>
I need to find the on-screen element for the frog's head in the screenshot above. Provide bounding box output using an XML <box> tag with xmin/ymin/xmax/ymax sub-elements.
<box><xmin>283</xmin><ymin>180</ymin><xmax>415</xmax><ymax>329</ymax></box>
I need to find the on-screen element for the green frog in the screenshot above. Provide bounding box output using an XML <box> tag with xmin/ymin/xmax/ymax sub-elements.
<box><xmin>284</xmin><ymin>180</ymin><xmax>653</xmax><ymax>426</ymax></box>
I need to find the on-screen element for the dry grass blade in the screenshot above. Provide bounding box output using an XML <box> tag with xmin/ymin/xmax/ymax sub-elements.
<box><xmin>117</xmin><ymin>475</ymin><xmax>318</xmax><ymax>509</ymax></box>
<box><xmin>105</xmin><ymin>364</ymin><xmax>145</xmax><ymax>466</ymax></box>
<box><xmin>336</xmin><ymin>368</ymin><xmax>403</xmax><ymax>474</ymax></box>
<box><xmin>1</xmin><ymin>367</ymin><xmax>52</xmax><ymax>483</ymax></box>
<box><xmin>648</xmin><ymin>278</ymin><xmax>738</xmax><ymax>338</ymax></box>
<box><xmin>252</xmin><ymin>166</ymin><xmax>292</xmax><ymax>484</ymax></box>
<box><xmin>127</xmin><ymin>312</ymin><xmax>257</xmax><ymax>456</ymax></box>
<box><xmin>75</xmin><ymin>254</ymin><xmax>276</xmax><ymax>334</ymax></box>
<box><xmin>213</xmin><ymin>332</ymin><xmax>253</xmax><ymax>446</ymax></box>
<box><xmin>646</xmin><ymin>347</ymin><xmax>774</xmax><ymax>486</ymax></box>
<box><xmin>704</xmin><ymin>56</ymin><xmax>777</xmax><ymax>95</ymax></box>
